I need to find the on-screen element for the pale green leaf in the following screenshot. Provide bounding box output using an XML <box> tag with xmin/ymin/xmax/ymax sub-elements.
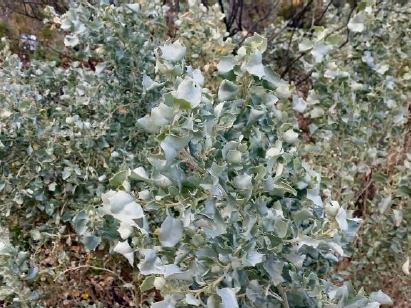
<box><xmin>311</xmin><ymin>43</ymin><xmax>332</xmax><ymax>63</ymax></box>
<box><xmin>336</xmin><ymin>208</ymin><xmax>348</xmax><ymax>231</ymax></box>
<box><xmin>113</xmin><ymin>241</ymin><xmax>134</xmax><ymax>266</ymax></box>
<box><xmin>369</xmin><ymin>291</ymin><xmax>393</xmax><ymax>306</ymax></box>
<box><xmin>143</xmin><ymin>74</ymin><xmax>162</xmax><ymax>91</ymax></box>
<box><xmin>263</xmin><ymin>258</ymin><xmax>284</xmax><ymax>286</ymax></box>
<box><xmin>348</xmin><ymin>14</ymin><xmax>365</xmax><ymax>33</ymax></box>
<box><xmin>243</xmin><ymin>33</ymin><xmax>267</xmax><ymax>53</ymax></box>
<box><xmin>64</xmin><ymin>35</ymin><xmax>79</xmax><ymax>47</ymax></box>
<box><xmin>283</xmin><ymin>129</ymin><xmax>299</xmax><ymax>144</ymax></box>
<box><xmin>83</xmin><ymin>235</ymin><xmax>101</xmax><ymax>251</ymax></box>
<box><xmin>160</xmin><ymin>40</ymin><xmax>186</xmax><ymax>63</ymax></box>
<box><xmin>402</xmin><ymin>258</ymin><xmax>409</xmax><ymax>275</ymax></box>
<box><xmin>159</xmin><ymin>216</ymin><xmax>183</xmax><ymax>247</ymax></box>
<box><xmin>217</xmin><ymin>56</ymin><xmax>237</xmax><ymax>74</ymax></box>
<box><xmin>140</xmin><ymin>276</ymin><xmax>156</xmax><ymax>292</ymax></box>
<box><xmin>244</xmin><ymin>52</ymin><xmax>265</xmax><ymax>78</ymax></box>
<box><xmin>218</xmin><ymin>80</ymin><xmax>238</xmax><ymax>101</ymax></box>
<box><xmin>174</xmin><ymin>78</ymin><xmax>202</xmax><ymax>108</ymax></box>
<box><xmin>217</xmin><ymin>288</ymin><xmax>239</xmax><ymax>308</ymax></box>
<box><xmin>138</xmin><ymin>249</ymin><xmax>164</xmax><ymax>275</ymax></box>
<box><xmin>126</xmin><ymin>3</ymin><xmax>140</xmax><ymax>12</ymax></box>
<box><xmin>299</xmin><ymin>39</ymin><xmax>314</xmax><ymax>52</ymax></box>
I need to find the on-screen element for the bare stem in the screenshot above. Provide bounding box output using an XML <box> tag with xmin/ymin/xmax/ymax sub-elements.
<box><xmin>278</xmin><ymin>285</ymin><xmax>290</xmax><ymax>308</ymax></box>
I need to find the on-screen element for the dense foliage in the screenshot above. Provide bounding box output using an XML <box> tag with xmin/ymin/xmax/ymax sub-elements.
<box><xmin>104</xmin><ymin>34</ymin><xmax>372</xmax><ymax>307</ymax></box>
<box><xmin>264</xmin><ymin>0</ymin><xmax>411</xmax><ymax>298</ymax></box>
<box><xmin>0</xmin><ymin>0</ymin><xmax>409</xmax><ymax>307</ymax></box>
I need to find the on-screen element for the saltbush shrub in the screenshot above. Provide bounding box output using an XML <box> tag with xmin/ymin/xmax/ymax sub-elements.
<box><xmin>0</xmin><ymin>0</ymin><xmax>406</xmax><ymax>306</ymax></box>
<box><xmin>97</xmin><ymin>34</ymin><xmax>391</xmax><ymax>307</ymax></box>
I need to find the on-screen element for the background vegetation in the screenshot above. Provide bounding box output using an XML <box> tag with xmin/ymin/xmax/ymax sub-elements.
<box><xmin>0</xmin><ymin>0</ymin><xmax>409</xmax><ymax>307</ymax></box>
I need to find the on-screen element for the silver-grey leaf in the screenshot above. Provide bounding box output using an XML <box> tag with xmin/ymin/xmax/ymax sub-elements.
<box><xmin>159</xmin><ymin>216</ymin><xmax>183</xmax><ymax>247</ymax></box>
<box><xmin>217</xmin><ymin>288</ymin><xmax>239</xmax><ymax>308</ymax></box>
<box><xmin>160</xmin><ymin>40</ymin><xmax>186</xmax><ymax>63</ymax></box>
<box><xmin>218</xmin><ymin>80</ymin><xmax>238</xmax><ymax>102</ymax></box>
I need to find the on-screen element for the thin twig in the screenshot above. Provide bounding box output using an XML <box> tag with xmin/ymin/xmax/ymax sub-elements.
<box><xmin>268</xmin><ymin>0</ymin><xmax>314</xmax><ymax>43</ymax></box>
<box><xmin>53</xmin><ymin>264</ymin><xmax>127</xmax><ymax>284</ymax></box>
<box><xmin>295</xmin><ymin>68</ymin><xmax>313</xmax><ymax>86</ymax></box>
<box><xmin>228</xmin><ymin>0</ymin><xmax>239</xmax><ymax>31</ymax></box>
<box><xmin>0</xmin><ymin>4</ymin><xmax>41</xmax><ymax>20</ymax></box>
<box><xmin>282</xmin><ymin>1</ymin><xmax>357</xmax><ymax>78</ymax></box>
<box><xmin>353</xmin><ymin>178</ymin><xmax>373</xmax><ymax>206</ymax></box>
<box><xmin>238</xmin><ymin>0</ymin><xmax>280</xmax><ymax>46</ymax></box>
<box><xmin>281</xmin><ymin>52</ymin><xmax>307</xmax><ymax>78</ymax></box>
<box><xmin>339</xmin><ymin>29</ymin><xmax>351</xmax><ymax>48</ymax></box>
<box><xmin>285</xmin><ymin>26</ymin><xmax>297</xmax><ymax>58</ymax></box>
<box><xmin>338</xmin><ymin>3</ymin><xmax>358</xmax><ymax>48</ymax></box>
<box><xmin>218</xmin><ymin>0</ymin><xmax>229</xmax><ymax>33</ymax></box>
<box><xmin>237</xmin><ymin>0</ymin><xmax>243</xmax><ymax>31</ymax></box>
<box><xmin>325</xmin><ymin>3</ymin><xmax>356</xmax><ymax>40</ymax></box>
<box><xmin>315</xmin><ymin>0</ymin><xmax>333</xmax><ymax>25</ymax></box>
